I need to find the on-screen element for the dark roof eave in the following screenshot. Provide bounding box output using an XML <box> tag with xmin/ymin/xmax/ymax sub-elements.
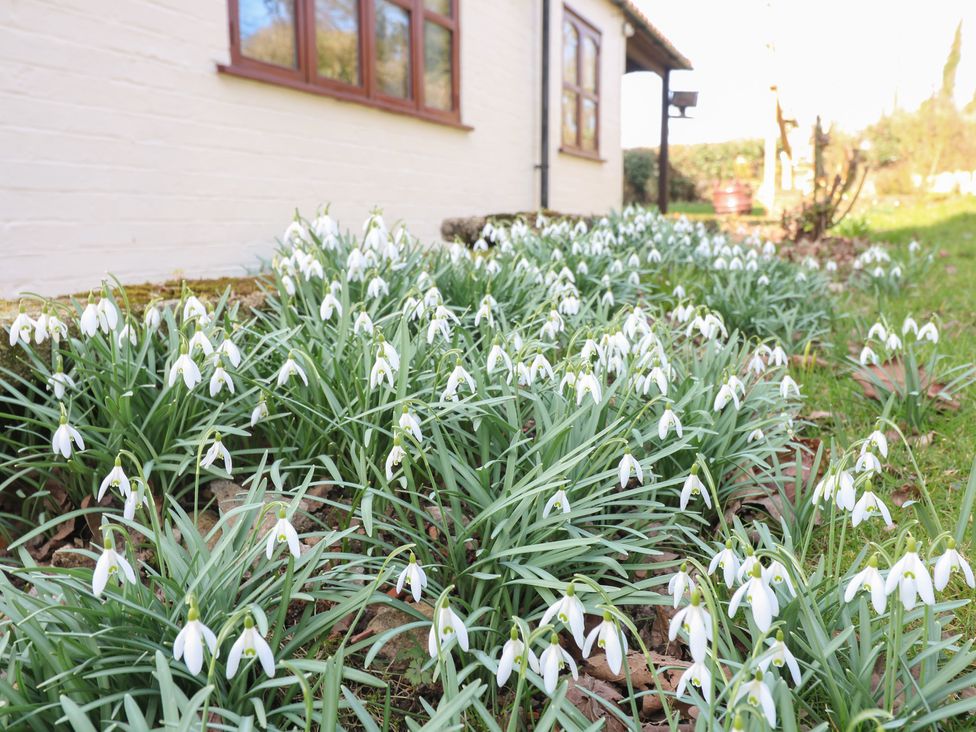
<box><xmin>613</xmin><ymin>0</ymin><xmax>693</xmax><ymax>73</ymax></box>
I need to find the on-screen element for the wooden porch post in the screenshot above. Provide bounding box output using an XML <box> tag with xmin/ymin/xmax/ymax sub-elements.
<box><xmin>658</xmin><ymin>68</ymin><xmax>670</xmax><ymax>214</ymax></box>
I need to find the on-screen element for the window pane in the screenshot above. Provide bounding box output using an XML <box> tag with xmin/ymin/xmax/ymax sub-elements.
<box><xmin>375</xmin><ymin>0</ymin><xmax>412</xmax><ymax>99</ymax></box>
<box><xmin>581</xmin><ymin>98</ymin><xmax>597</xmax><ymax>151</ymax></box>
<box><xmin>424</xmin><ymin>21</ymin><xmax>452</xmax><ymax>110</ymax></box>
<box><xmin>315</xmin><ymin>0</ymin><xmax>360</xmax><ymax>84</ymax></box>
<box><xmin>561</xmin><ymin>89</ymin><xmax>578</xmax><ymax>147</ymax></box>
<box><xmin>239</xmin><ymin>0</ymin><xmax>297</xmax><ymax>68</ymax></box>
<box><xmin>424</xmin><ymin>0</ymin><xmax>451</xmax><ymax>17</ymax></box>
<box><xmin>581</xmin><ymin>36</ymin><xmax>598</xmax><ymax>93</ymax></box>
<box><xmin>562</xmin><ymin>22</ymin><xmax>578</xmax><ymax>85</ymax></box>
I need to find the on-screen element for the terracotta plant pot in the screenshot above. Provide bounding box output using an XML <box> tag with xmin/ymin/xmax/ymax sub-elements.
<box><xmin>711</xmin><ymin>180</ymin><xmax>753</xmax><ymax>215</ymax></box>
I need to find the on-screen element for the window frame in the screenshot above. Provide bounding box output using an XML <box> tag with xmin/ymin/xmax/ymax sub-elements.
<box><xmin>560</xmin><ymin>5</ymin><xmax>601</xmax><ymax>159</ymax></box>
<box><xmin>221</xmin><ymin>0</ymin><xmax>464</xmax><ymax>128</ymax></box>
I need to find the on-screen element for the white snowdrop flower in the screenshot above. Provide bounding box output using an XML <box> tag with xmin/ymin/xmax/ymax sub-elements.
<box><xmin>575</xmin><ymin>369</ymin><xmax>602</xmax><ymax>406</ymax></box>
<box><xmin>98</xmin><ymin>455</ymin><xmax>131</xmax><ymax>500</ymax></box>
<box><xmin>933</xmin><ymin>539</ymin><xmax>974</xmax><ymax>591</ymax></box>
<box><xmin>428</xmin><ymin>597</ymin><xmax>469</xmax><ymax>658</ymax></box>
<box><xmin>353</xmin><ymin>311</ymin><xmax>374</xmax><ymax>336</ymax></box>
<box><xmin>80</xmin><ymin>296</ymin><xmax>100</xmax><ymax>337</ymax></box>
<box><xmin>757</xmin><ymin>274</ymin><xmax>770</xmax><ymax>286</ymax></box>
<box><xmin>540</xmin><ymin>583</ymin><xmax>586</xmax><ymax>648</ymax></box>
<box><xmin>713</xmin><ymin>381</ymin><xmax>740</xmax><ymax>412</ymax></box>
<box><xmin>908</xmin><ymin>239</ymin><xmax>921</xmax><ymax>253</ymax></box>
<box><xmin>863</xmin><ymin>428</ymin><xmax>888</xmax><ymax>458</ymax></box>
<box><xmin>427</xmin><ymin>315</ymin><xmax>452</xmax><ymax>344</ymax></box>
<box><xmin>917</xmin><ymin>322</ymin><xmax>939</xmax><ymax>343</ymax></box>
<box><xmin>182</xmin><ymin>295</ymin><xmax>207</xmax><ymax>323</ymax></box>
<box><xmin>277</xmin><ymin>353</ymin><xmax>308</xmax><ymax>387</ymax></box>
<box><xmin>188</xmin><ymin>328</ymin><xmax>213</xmax><ymax>357</ymax></box>
<box><xmin>9</xmin><ymin>306</ymin><xmax>35</xmax><ymax>348</ymax></box>
<box><xmin>844</xmin><ymin>554</ymin><xmax>887</xmax><ymax>613</ymax></box>
<box><xmin>748</xmin><ymin>352</ymin><xmax>767</xmax><ymax>375</ymax></box>
<box><xmin>226</xmin><ymin>615</ymin><xmax>275</xmax><ymax>679</ymax></box>
<box><xmin>668</xmin><ymin>563</ymin><xmax>695</xmax><ymax>609</ymax></box>
<box><xmin>669</xmin><ymin>590</ymin><xmax>712</xmax><ymax>662</ymax></box>
<box><xmin>32</xmin><ymin>309</ymin><xmax>51</xmax><ymax>345</ymax></box>
<box><xmin>396</xmin><ymin>552</ymin><xmax>428</xmax><ymax>603</ymax></box>
<box><xmin>729</xmin><ymin>563</ymin><xmax>779</xmax><ymax>632</ymax></box>
<box><xmin>250</xmin><ymin>399</ymin><xmax>269</xmax><ymax>427</ymax></box>
<box><xmin>813</xmin><ymin>469</ymin><xmax>854</xmax><ymax>505</ymax></box>
<box><xmin>474</xmin><ymin>298</ymin><xmax>495</xmax><ymax>327</ymax></box>
<box><xmin>48</xmin><ymin>366</ymin><xmax>75</xmax><ymax>401</ymax></box>
<box><xmin>217</xmin><ymin>338</ymin><xmax>242</xmax><ymax>368</ymax></box>
<box><xmin>543</xmin><ymin>488</ymin><xmax>571</xmax><ymax>518</ymax></box>
<box><xmin>733</xmin><ymin>671</ymin><xmax>777</xmax><ymax>728</ymax></box>
<box><xmin>496</xmin><ymin>626</ymin><xmax>540</xmax><ymax>687</ymax></box>
<box><xmin>123</xmin><ymin>480</ymin><xmax>150</xmax><ymax>520</ymax></box>
<box><xmin>765</xmin><ymin>560</ymin><xmax>796</xmax><ymax>596</ymax></box>
<box><xmin>173</xmin><ymin>604</ymin><xmax>217</xmax><ymax>676</ymax></box>
<box><xmin>529</xmin><ymin>353</ymin><xmax>555</xmax><ymax>383</ymax></box>
<box><xmin>600</xmin><ymin>290</ymin><xmax>615</xmax><ymax>307</ymax></box>
<box><xmin>143</xmin><ymin>303</ymin><xmax>162</xmax><ymax>332</ymax></box>
<box><xmin>42</xmin><ymin>311</ymin><xmax>68</xmax><ymax>344</ymax></box>
<box><xmin>51</xmin><ymin>409</ymin><xmax>85</xmax><ymax>459</ymax></box>
<box><xmin>851</xmin><ymin>487</ymin><xmax>893</xmax><ymax>528</ymax></box>
<box><xmin>736</xmin><ymin>547</ymin><xmax>762</xmax><ymax>583</ymax></box>
<box><xmin>443</xmin><ymin>362</ymin><xmax>475</xmax><ymax>401</ymax></box>
<box><xmin>96</xmin><ymin>296</ymin><xmax>119</xmax><ymax>334</ymax></box>
<box><xmin>117</xmin><ymin>323</ymin><xmax>137</xmax><ymax>348</ymax></box>
<box><xmin>680</xmin><ymin>465</ymin><xmax>711</xmax><ymax>511</ymax></box>
<box><xmin>486</xmin><ymin>340</ymin><xmax>513</xmax><ymax>376</ymax></box>
<box><xmin>867</xmin><ymin>322</ymin><xmax>887</xmax><ymax>342</ymax></box>
<box><xmin>369</xmin><ymin>355</ymin><xmax>395</xmax><ymax>389</ymax></box>
<box><xmin>884</xmin><ymin>332</ymin><xmax>902</xmax><ymax>351</ymax></box>
<box><xmin>885</xmin><ymin>536</ymin><xmax>935</xmax><ymax>611</ymax></box>
<box><xmin>658</xmin><ymin>405</ymin><xmax>683</xmax><ymax>440</ymax></box>
<box><xmin>902</xmin><ymin>316</ymin><xmax>918</xmax><ymax>336</ymax></box>
<box><xmin>92</xmin><ymin>536</ymin><xmax>137</xmax><ymax>597</ymax></box>
<box><xmin>779</xmin><ymin>374</ymin><xmax>800</xmax><ymax>398</ymax></box>
<box><xmin>200</xmin><ymin>433</ymin><xmax>232</xmax><ymax>474</ymax></box>
<box><xmin>319</xmin><ymin>292</ymin><xmax>342</xmax><ymax>321</ymax></box>
<box><xmin>168</xmin><ymin>346</ymin><xmax>202</xmax><ymax>390</ymax></box>
<box><xmin>209</xmin><ymin>358</ymin><xmax>235</xmax><ymax>398</ymax></box>
<box><xmin>265</xmin><ymin>508</ymin><xmax>300</xmax><ymax>559</ymax></box>
<box><xmin>366</xmin><ymin>274</ymin><xmax>389</xmax><ymax>300</ymax></box>
<box><xmin>676</xmin><ymin>660</ymin><xmax>712</xmax><ymax>702</ymax></box>
<box><xmin>540</xmin><ymin>309</ymin><xmax>564</xmax><ymax>340</ymax></box>
<box><xmin>769</xmin><ymin>345</ymin><xmax>788</xmax><ymax>367</ymax></box>
<box><xmin>825</xmin><ymin>260</ymin><xmax>838</xmax><ymax>272</ymax></box>
<box><xmin>855</xmin><ymin>451</ymin><xmax>882</xmax><ymax>475</ymax></box>
<box><xmin>759</xmin><ymin>630</ymin><xmax>801</xmax><ymax>685</ymax></box>
<box><xmin>708</xmin><ymin>540</ymin><xmax>740</xmax><ymax>589</ymax></box>
<box><xmin>385</xmin><ymin>437</ymin><xmax>406</xmax><ymax>480</ymax></box>
<box><xmin>582</xmin><ymin>612</ymin><xmax>627</xmax><ymax>675</ymax></box>
<box><xmin>859</xmin><ymin>345</ymin><xmax>879</xmax><ymax>366</ymax></box>
<box><xmin>617</xmin><ymin>452</ymin><xmax>643</xmax><ymax>487</ymax></box>
<box><xmin>832</xmin><ymin>471</ymin><xmax>857</xmax><ymax>512</ymax></box>
<box><xmin>282</xmin><ymin>219</ymin><xmax>305</xmax><ymax>246</ymax></box>
<box><xmin>539</xmin><ymin>632</ymin><xmax>579</xmax><ymax>695</ymax></box>
<box><xmin>398</xmin><ymin>407</ymin><xmax>423</xmax><ymax>443</ymax></box>
<box><xmin>747</xmin><ymin>428</ymin><xmax>765</xmax><ymax>443</ymax></box>
<box><xmin>559</xmin><ymin>370</ymin><xmax>577</xmax><ymax>394</ymax></box>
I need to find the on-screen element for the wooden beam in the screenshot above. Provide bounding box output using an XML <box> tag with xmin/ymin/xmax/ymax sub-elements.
<box><xmin>659</xmin><ymin>69</ymin><xmax>670</xmax><ymax>214</ymax></box>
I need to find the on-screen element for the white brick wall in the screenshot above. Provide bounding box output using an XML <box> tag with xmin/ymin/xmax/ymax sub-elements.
<box><xmin>0</xmin><ymin>0</ymin><xmax>624</xmax><ymax>297</ymax></box>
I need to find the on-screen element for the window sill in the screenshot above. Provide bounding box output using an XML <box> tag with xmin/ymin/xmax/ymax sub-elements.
<box><xmin>559</xmin><ymin>146</ymin><xmax>605</xmax><ymax>163</ymax></box>
<box><xmin>217</xmin><ymin>64</ymin><xmax>473</xmax><ymax>131</ymax></box>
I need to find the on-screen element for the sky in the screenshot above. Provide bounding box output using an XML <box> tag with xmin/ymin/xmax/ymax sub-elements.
<box><xmin>622</xmin><ymin>0</ymin><xmax>976</xmax><ymax>148</ymax></box>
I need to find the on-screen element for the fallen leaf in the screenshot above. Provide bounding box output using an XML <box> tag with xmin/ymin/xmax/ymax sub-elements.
<box><xmin>852</xmin><ymin>359</ymin><xmax>961</xmax><ymax>411</ymax></box>
<box><xmin>890</xmin><ymin>483</ymin><xmax>920</xmax><ymax>507</ymax></box>
<box><xmin>805</xmin><ymin>410</ymin><xmax>836</xmax><ymax>421</ymax></box>
<box><xmin>566</xmin><ymin>675</ymin><xmax>627</xmax><ymax>732</ymax></box>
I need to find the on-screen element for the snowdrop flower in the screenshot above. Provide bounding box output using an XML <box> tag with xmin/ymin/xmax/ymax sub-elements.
<box><xmin>173</xmin><ymin>602</ymin><xmax>217</xmax><ymax>676</ymax></box>
<box><xmin>902</xmin><ymin>316</ymin><xmax>918</xmax><ymax>336</ymax></box>
<box><xmin>486</xmin><ymin>339</ymin><xmax>513</xmax><ymax>376</ymax></box>
<box><xmin>250</xmin><ymin>399</ymin><xmax>269</xmax><ymax>427</ymax></box>
<box><xmin>859</xmin><ymin>345</ymin><xmax>879</xmax><ymax>366</ymax></box>
<box><xmin>747</xmin><ymin>428</ymin><xmax>765</xmax><ymax>443</ymax></box>
<box><xmin>97</xmin><ymin>455</ymin><xmax>131</xmax><ymax>500</ymax></box>
<box><xmin>676</xmin><ymin>660</ymin><xmax>712</xmax><ymax>702</ymax></box>
<box><xmin>369</xmin><ymin>354</ymin><xmax>395</xmax><ymax>389</ymax></box>
<box><xmin>366</xmin><ymin>274</ymin><xmax>389</xmax><ymax>300</ymax></box>
<box><xmin>529</xmin><ymin>353</ymin><xmax>555</xmax><ymax>383</ymax></box>
<box><xmin>51</xmin><ymin>408</ymin><xmax>85</xmax><ymax>459</ymax></box>
<box><xmin>265</xmin><ymin>508</ymin><xmax>300</xmax><ymax>559</ymax></box>
<box><xmin>543</xmin><ymin>488</ymin><xmax>571</xmax><ymax>518</ymax></box>
<box><xmin>92</xmin><ymin>536</ymin><xmax>137</xmax><ymax>597</ymax></box>
<box><xmin>851</xmin><ymin>486</ymin><xmax>893</xmax><ymax>527</ymax></box>
<box><xmin>582</xmin><ymin>612</ymin><xmax>627</xmax><ymax>675</ymax></box>
<box><xmin>863</xmin><ymin>428</ymin><xmax>888</xmax><ymax>458</ymax></box>
<box><xmin>658</xmin><ymin>404</ymin><xmax>682</xmax><ymax>440</ymax></box>
<box><xmin>765</xmin><ymin>560</ymin><xmax>796</xmax><ymax>596</ymax></box>
<box><xmin>143</xmin><ymin>302</ymin><xmax>161</xmax><ymax>331</ymax></box>
<box><xmin>833</xmin><ymin>471</ymin><xmax>857</xmax><ymax>512</ymax></box>
<box><xmin>182</xmin><ymin>294</ymin><xmax>207</xmax><ymax>323</ymax></box>
<box><xmin>812</xmin><ymin>469</ymin><xmax>854</xmax><ymax>506</ymax></box>
<box><xmin>680</xmin><ymin>465</ymin><xmax>711</xmax><ymax>511</ymax></box>
<box><xmin>80</xmin><ymin>295</ymin><xmax>100</xmax><ymax>337</ymax></box>
<box><xmin>541</xmin><ymin>583</ymin><xmax>586</xmax><ymax>648</ymax></box>
<box><xmin>396</xmin><ymin>553</ymin><xmax>428</xmax><ymax>603</ymax></box>
<box><xmin>188</xmin><ymin>328</ymin><xmax>213</xmax><ymax>357</ymax></box>
<box><xmin>708</xmin><ymin>540</ymin><xmax>740</xmax><ymax>589</ymax></box>
<box><xmin>428</xmin><ymin>597</ymin><xmax>469</xmax><ymax>658</ymax></box>
<box><xmin>48</xmin><ymin>362</ymin><xmax>75</xmax><ymax>400</ymax></box>
<box><xmin>496</xmin><ymin>626</ymin><xmax>540</xmax><ymax>687</ymax></box>
<box><xmin>319</xmin><ymin>291</ymin><xmax>342</xmax><ymax>321</ymax></box>
<box><xmin>539</xmin><ymin>633</ymin><xmax>579</xmax><ymax>694</ymax></box>
<box><xmin>8</xmin><ymin>306</ymin><xmax>34</xmax><ymax>348</ymax></box>
<box><xmin>209</xmin><ymin>358</ymin><xmax>235</xmax><ymax>397</ymax></box>
<box><xmin>933</xmin><ymin>539</ymin><xmax>974</xmax><ymax>591</ymax></box>
<box><xmin>618</xmin><ymin>452</ymin><xmax>643</xmax><ymax>488</ymax></box>
<box><xmin>733</xmin><ymin>671</ymin><xmax>776</xmax><ymax>728</ymax></box>
<box><xmin>844</xmin><ymin>554</ymin><xmax>886</xmax><ymax>613</ymax></box>
<box><xmin>353</xmin><ymin>311</ymin><xmax>374</xmax><ymax>336</ymax></box>
<box><xmin>885</xmin><ymin>536</ymin><xmax>935</xmax><ymax>611</ymax></box>
<box><xmin>385</xmin><ymin>436</ymin><xmax>406</xmax><ymax>480</ymax></box>
<box><xmin>917</xmin><ymin>322</ymin><xmax>938</xmax><ymax>343</ymax></box>
<box><xmin>855</xmin><ymin>451</ymin><xmax>882</xmax><ymax>475</ymax></box>
<box><xmin>779</xmin><ymin>374</ymin><xmax>800</xmax><ymax>398</ymax></box>
<box><xmin>668</xmin><ymin>563</ymin><xmax>695</xmax><ymax>608</ymax></box>
<box><xmin>575</xmin><ymin>368</ymin><xmax>602</xmax><ymax>406</ymax></box>
<box><xmin>884</xmin><ymin>332</ymin><xmax>902</xmax><ymax>351</ymax></box>
<box><xmin>399</xmin><ymin>407</ymin><xmax>423</xmax><ymax>443</ymax></box>
<box><xmin>217</xmin><ymin>337</ymin><xmax>242</xmax><ymax>368</ymax></box>
<box><xmin>736</xmin><ymin>546</ymin><xmax>762</xmax><ymax>583</ymax></box>
<box><xmin>96</xmin><ymin>295</ymin><xmax>119</xmax><ymax>334</ymax></box>
<box><xmin>713</xmin><ymin>380</ymin><xmax>740</xmax><ymax>412</ymax></box>
<box><xmin>201</xmin><ymin>433</ymin><xmax>232</xmax><ymax>473</ymax></box>
<box><xmin>443</xmin><ymin>361</ymin><xmax>475</xmax><ymax>401</ymax></box>
<box><xmin>123</xmin><ymin>480</ymin><xmax>150</xmax><ymax>520</ymax></box>
<box><xmin>759</xmin><ymin>630</ymin><xmax>801</xmax><ymax>685</ymax></box>
<box><xmin>38</xmin><ymin>309</ymin><xmax>68</xmax><ymax>345</ymax></box>
<box><xmin>867</xmin><ymin>322</ymin><xmax>887</xmax><ymax>341</ymax></box>
<box><xmin>117</xmin><ymin>322</ymin><xmax>137</xmax><ymax>348</ymax></box>
<box><xmin>277</xmin><ymin>352</ymin><xmax>308</xmax><ymax>387</ymax></box>
<box><xmin>770</xmin><ymin>345</ymin><xmax>788</xmax><ymax>367</ymax></box>
<box><xmin>168</xmin><ymin>345</ymin><xmax>202</xmax><ymax>390</ymax></box>
<box><xmin>32</xmin><ymin>308</ymin><xmax>51</xmax><ymax>345</ymax></box>
<box><xmin>669</xmin><ymin>590</ymin><xmax>712</xmax><ymax>662</ymax></box>
<box><xmin>226</xmin><ymin>615</ymin><xmax>275</xmax><ymax>679</ymax></box>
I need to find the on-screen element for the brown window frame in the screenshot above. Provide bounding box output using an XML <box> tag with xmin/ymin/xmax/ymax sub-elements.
<box><xmin>220</xmin><ymin>0</ymin><xmax>464</xmax><ymax>128</ymax></box>
<box><xmin>560</xmin><ymin>5</ymin><xmax>601</xmax><ymax>159</ymax></box>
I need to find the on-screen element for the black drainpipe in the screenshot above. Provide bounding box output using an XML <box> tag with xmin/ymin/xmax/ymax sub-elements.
<box><xmin>539</xmin><ymin>0</ymin><xmax>550</xmax><ymax>210</ymax></box>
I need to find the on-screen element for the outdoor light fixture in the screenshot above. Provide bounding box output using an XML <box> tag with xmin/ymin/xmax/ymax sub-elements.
<box><xmin>669</xmin><ymin>90</ymin><xmax>698</xmax><ymax>118</ymax></box>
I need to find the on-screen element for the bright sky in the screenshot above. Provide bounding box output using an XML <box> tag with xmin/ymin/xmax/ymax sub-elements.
<box><xmin>622</xmin><ymin>0</ymin><xmax>976</xmax><ymax>147</ymax></box>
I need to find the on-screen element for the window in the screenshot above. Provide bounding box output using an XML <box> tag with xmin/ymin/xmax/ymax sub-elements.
<box><xmin>223</xmin><ymin>0</ymin><xmax>461</xmax><ymax>125</ymax></box>
<box><xmin>561</xmin><ymin>6</ymin><xmax>600</xmax><ymax>157</ymax></box>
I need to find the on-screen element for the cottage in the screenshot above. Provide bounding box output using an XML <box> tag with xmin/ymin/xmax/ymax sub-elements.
<box><xmin>0</xmin><ymin>0</ymin><xmax>690</xmax><ymax>296</ymax></box>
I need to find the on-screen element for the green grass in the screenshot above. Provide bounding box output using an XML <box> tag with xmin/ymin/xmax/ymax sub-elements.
<box><xmin>802</xmin><ymin>195</ymin><xmax>976</xmax><ymax>635</ymax></box>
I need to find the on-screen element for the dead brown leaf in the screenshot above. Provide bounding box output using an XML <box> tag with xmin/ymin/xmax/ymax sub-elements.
<box><xmin>566</xmin><ymin>675</ymin><xmax>627</xmax><ymax>732</ymax></box>
<box><xmin>852</xmin><ymin>359</ymin><xmax>961</xmax><ymax>411</ymax></box>
<box><xmin>891</xmin><ymin>483</ymin><xmax>921</xmax><ymax>508</ymax></box>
